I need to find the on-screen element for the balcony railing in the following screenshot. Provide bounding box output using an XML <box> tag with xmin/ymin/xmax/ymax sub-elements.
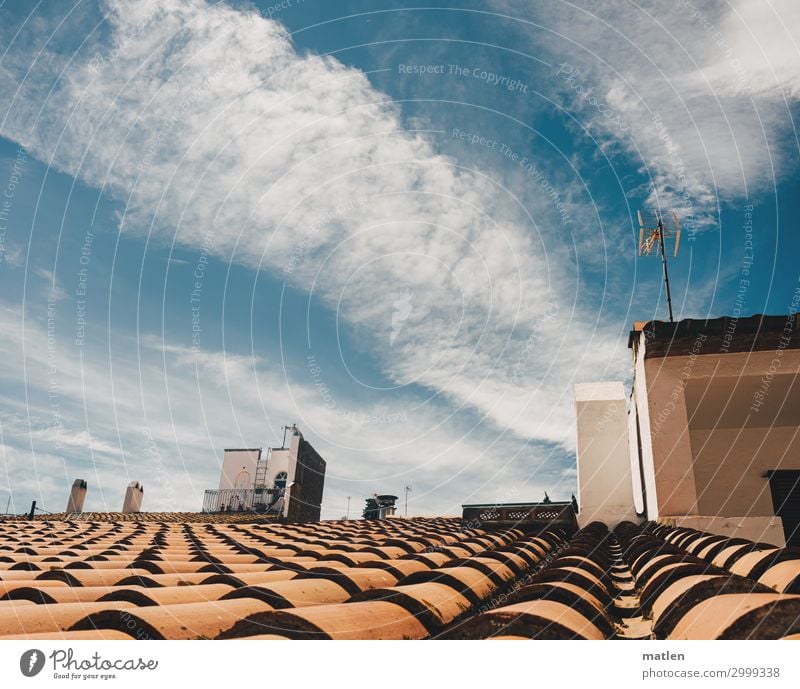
<box><xmin>202</xmin><ymin>488</ymin><xmax>282</xmax><ymax>514</ymax></box>
<box><xmin>461</xmin><ymin>501</ymin><xmax>577</xmax><ymax>533</ymax></box>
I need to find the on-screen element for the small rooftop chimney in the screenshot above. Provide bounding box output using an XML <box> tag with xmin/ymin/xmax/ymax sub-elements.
<box><xmin>122</xmin><ymin>481</ymin><xmax>144</xmax><ymax>514</ymax></box>
<box><xmin>66</xmin><ymin>479</ymin><xmax>87</xmax><ymax>514</ymax></box>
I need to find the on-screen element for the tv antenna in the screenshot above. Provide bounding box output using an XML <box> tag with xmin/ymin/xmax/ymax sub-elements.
<box><xmin>638</xmin><ymin>209</ymin><xmax>681</xmax><ymax>322</ymax></box>
<box><xmin>280</xmin><ymin>423</ymin><xmax>298</xmax><ymax>448</ymax></box>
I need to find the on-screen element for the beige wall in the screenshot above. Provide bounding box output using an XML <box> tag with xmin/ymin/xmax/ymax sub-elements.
<box><xmin>641</xmin><ymin>348</ymin><xmax>800</xmax><ymax>519</ymax></box>
<box><xmin>690</xmin><ymin>427</ymin><xmax>800</xmax><ymax>515</ymax></box>
<box><xmin>640</xmin><ymin>348</ymin><xmax>698</xmax><ymax>516</ymax></box>
<box><xmin>658</xmin><ymin>516</ymin><xmax>786</xmax><ymax>547</ymax></box>
<box><xmin>574</xmin><ymin>382</ymin><xmax>639</xmax><ymax>528</ymax></box>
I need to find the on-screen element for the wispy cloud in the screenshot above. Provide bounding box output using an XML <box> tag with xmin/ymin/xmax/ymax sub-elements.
<box><xmin>32</xmin><ymin>267</ymin><xmax>69</xmax><ymax>301</ymax></box>
<box><xmin>0</xmin><ymin>0</ymin><xmax>631</xmax><ymax>460</ymax></box>
<box><xmin>493</xmin><ymin>0</ymin><xmax>800</xmax><ymax>226</ymax></box>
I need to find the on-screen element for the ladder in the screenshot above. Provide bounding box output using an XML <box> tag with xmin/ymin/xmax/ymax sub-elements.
<box><xmin>254</xmin><ymin>447</ymin><xmax>271</xmax><ymax>489</ymax></box>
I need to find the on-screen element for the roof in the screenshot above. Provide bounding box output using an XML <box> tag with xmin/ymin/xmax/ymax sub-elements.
<box><xmin>0</xmin><ymin>517</ymin><xmax>799</xmax><ymax>639</ymax></box>
<box><xmin>627</xmin><ymin>313</ymin><xmax>799</xmax><ymax>356</ymax></box>
<box><xmin>10</xmin><ymin>512</ymin><xmax>283</xmax><ymax>524</ymax></box>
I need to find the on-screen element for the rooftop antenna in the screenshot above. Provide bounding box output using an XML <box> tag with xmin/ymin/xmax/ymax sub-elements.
<box><xmin>404</xmin><ymin>485</ymin><xmax>412</xmax><ymax>517</ymax></box>
<box><xmin>280</xmin><ymin>424</ymin><xmax>297</xmax><ymax>448</ymax></box>
<box><xmin>638</xmin><ymin>209</ymin><xmax>681</xmax><ymax>322</ymax></box>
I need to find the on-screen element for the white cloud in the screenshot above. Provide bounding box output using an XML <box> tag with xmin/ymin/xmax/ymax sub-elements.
<box><xmin>493</xmin><ymin>0</ymin><xmax>800</xmax><ymax>225</ymax></box>
<box><xmin>0</xmin><ymin>0</ymin><xmax>633</xmax><ymax>459</ymax></box>
<box><xmin>32</xmin><ymin>267</ymin><xmax>70</xmax><ymax>302</ymax></box>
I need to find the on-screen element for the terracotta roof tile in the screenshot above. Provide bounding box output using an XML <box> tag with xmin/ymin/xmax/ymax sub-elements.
<box><xmin>668</xmin><ymin>594</ymin><xmax>800</xmax><ymax>639</ymax></box>
<box><xmin>449</xmin><ymin>600</ymin><xmax>607</xmax><ymax>639</ymax></box>
<box><xmin>218</xmin><ymin>601</ymin><xmax>429</xmax><ymax>640</ymax></box>
<box><xmin>220</xmin><ymin>579</ymin><xmax>352</xmax><ymax>608</ymax></box>
<box><xmin>1</xmin><ymin>516</ymin><xmax>799</xmax><ymax>639</ymax></box>
<box><xmin>71</xmin><ymin>599</ymin><xmax>276</xmax><ymax>640</ymax></box>
<box><xmin>758</xmin><ymin>561</ymin><xmax>800</xmax><ymax>593</ymax></box>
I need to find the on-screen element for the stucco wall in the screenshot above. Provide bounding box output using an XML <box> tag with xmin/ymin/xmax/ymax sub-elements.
<box><xmin>219</xmin><ymin>449</ymin><xmax>261</xmax><ymax>490</ymax></box>
<box><xmin>574</xmin><ymin>382</ymin><xmax>638</xmax><ymax>528</ymax></box>
<box><xmin>641</xmin><ymin>348</ymin><xmax>800</xmax><ymax>518</ymax></box>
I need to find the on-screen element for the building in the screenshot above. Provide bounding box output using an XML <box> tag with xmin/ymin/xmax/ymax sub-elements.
<box><xmin>576</xmin><ymin>313</ymin><xmax>800</xmax><ymax>546</ymax></box>
<box><xmin>362</xmin><ymin>494</ymin><xmax>398</xmax><ymax>519</ymax></box>
<box><xmin>202</xmin><ymin>426</ymin><xmax>326</xmax><ymax>522</ymax></box>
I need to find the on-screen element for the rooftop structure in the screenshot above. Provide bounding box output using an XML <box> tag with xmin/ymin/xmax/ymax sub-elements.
<box><xmin>363</xmin><ymin>494</ymin><xmax>398</xmax><ymax>520</ymax></box>
<box><xmin>202</xmin><ymin>426</ymin><xmax>326</xmax><ymax>522</ymax></box>
<box><xmin>628</xmin><ymin>314</ymin><xmax>800</xmax><ymax>546</ymax></box>
<box><xmin>574</xmin><ymin>382</ymin><xmax>638</xmax><ymax>529</ymax></box>
<box><xmin>572</xmin><ymin>313</ymin><xmax>799</xmax><ymax>549</ymax></box>
<box><xmin>65</xmin><ymin>479</ymin><xmax>87</xmax><ymax>514</ymax></box>
<box><xmin>121</xmin><ymin>482</ymin><xmax>144</xmax><ymax>514</ymax></box>
<box><xmin>461</xmin><ymin>501</ymin><xmax>577</xmax><ymax>533</ymax></box>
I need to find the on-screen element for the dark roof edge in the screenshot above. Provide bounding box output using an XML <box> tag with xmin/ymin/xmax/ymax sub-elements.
<box><xmin>627</xmin><ymin>313</ymin><xmax>798</xmax><ymax>351</ymax></box>
<box><xmin>461</xmin><ymin>501</ymin><xmax>571</xmax><ymax>509</ymax></box>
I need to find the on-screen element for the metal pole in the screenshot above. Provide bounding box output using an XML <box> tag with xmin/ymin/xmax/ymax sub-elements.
<box><xmin>4</xmin><ymin>496</ymin><xmax>10</xmax><ymax>515</ymax></box>
<box><xmin>346</xmin><ymin>496</ymin><xmax>351</xmax><ymax>520</ymax></box>
<box><xmin>657</xmin><ymin>219</ymin><xmax>674</xmax><ymax>322</ymax></box>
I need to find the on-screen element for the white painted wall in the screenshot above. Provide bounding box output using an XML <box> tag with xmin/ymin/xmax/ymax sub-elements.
<box><xmin>633</xmin><ymin>331</ymin><xmax>660</xmax><ymax>517</ymax></box>
<box><xmin>219</xmin><ymin>449</ymin><xmax>261</xmax><ymax>490</ymax></box>
<box><xmin>574</xmin><ymin>382</ymin><xmax>638</xmax><ymax>528</ymax></box>
<box><xmin>627</xmin><ymin>390</ymin><xmax>646</xmax><ymax>515</ymax></box>
<box><xmin>272</xmin><ymin>431</ymin><xmax>302</xmax><ymax>517</ymax></box>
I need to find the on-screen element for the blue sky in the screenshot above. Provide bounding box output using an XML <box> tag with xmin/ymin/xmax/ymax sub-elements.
<box><xmin>0</xmin><ymin>0</ymin><xmax>798</xmax><ymax>518</ymax></box>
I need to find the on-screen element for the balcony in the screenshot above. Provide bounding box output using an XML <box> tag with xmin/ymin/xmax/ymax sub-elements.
<box><xmin>461</xmin><ymin>501</ymin><xmax>578</xmax><ymax>533</ymax></box>
<box><xmin>202</xmin><ymin>488</ymin><xmax>282</xmax><ymax>514</ymax></box>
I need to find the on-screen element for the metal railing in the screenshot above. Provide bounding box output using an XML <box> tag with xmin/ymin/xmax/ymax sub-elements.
<box><xmin>202</xmin><ymin>488</ymin><xmax>282</xmax><ymax>514</ymax></box>
<box><xmin>461</xmin><ymin>501</ymin><xmax>577</xmax><ymax>533</ymax></box>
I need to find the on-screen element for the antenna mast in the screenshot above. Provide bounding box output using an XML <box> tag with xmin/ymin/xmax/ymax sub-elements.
<box><xmin>638</xmin><ymin>209</ymin><xmax>682</xmax><ymax>322</ymax></box>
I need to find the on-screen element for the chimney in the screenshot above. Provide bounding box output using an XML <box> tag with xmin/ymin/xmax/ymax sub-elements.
<box><xmin>66</xmin><ymin>479</ymin><xmax>87</xmax><ymax>514</ymax></box>
<box><xmin>574</xmin><ymin>382</ymin><xmax>638</xmax><ymax>529</ymax></box>
<box><xmin>122</xmin><ymin>481</ymin><xmax>144</xmax><ymax>513</ymax></box>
